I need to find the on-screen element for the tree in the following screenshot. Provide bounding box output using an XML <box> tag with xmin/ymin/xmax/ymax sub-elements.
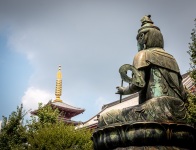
<box><xmin>0</xmin><ymin>103</ymin><xmax>93</xmax><ymax>150</ymax></box>
<box><xmin>26</xmin><ymin>102</ymin><xmax>60</xmax><ymax>133</ymax></box>
<box><xmin>27</xmin><ymin>122</ymin><xmax>92</xmax><ymax>150</ymax></box>
<box><xmin>0</xmin><ymin>104</ymin><xmax>28</xmax><ymax>150</ymax></box>
<box><xmin>27</xmin><ymin>103</ymin><xmax>93</xmax><ymax>150</ymax></box>
<box><xmin>187</xmin><ymin>18</ymin><xmax>196</xmax><ymax>127</ymax></box>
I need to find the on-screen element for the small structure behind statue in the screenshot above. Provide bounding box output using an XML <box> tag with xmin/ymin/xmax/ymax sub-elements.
<box><xmin>92</xmin><ymin>15</ymin><xmax>196</xmax><ymax>150</ymax></box>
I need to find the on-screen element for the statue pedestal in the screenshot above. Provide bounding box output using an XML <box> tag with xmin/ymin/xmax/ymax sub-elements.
<box><xmin>92</xmin><ymin>122</ymin><xmax>195</xmax><ymax>150</ymax></box>
<box><xmin>92</xmin><ymin>96</ymin><xmax>195</xmax><ymax>149</ymax></box>
<box><xmin>114</xmin><ymin>146</ymin><xmax>190</xmax><ymax>150</ymax></box>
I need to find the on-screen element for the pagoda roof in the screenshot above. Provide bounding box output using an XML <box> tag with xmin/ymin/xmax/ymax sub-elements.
<box><xmin>59</xmin><ymin>117</ymin><xmax>83</xmax><ymax>126</ymax></box>
<box><xmin>51</xmin><ymin>102</ymin><xmax>85</xmax><ymax>114</ymax></box>
<box><xmin>31</xmin><ymin>101</ymin><xmax>85</xmax><ymax>118</ymax></box>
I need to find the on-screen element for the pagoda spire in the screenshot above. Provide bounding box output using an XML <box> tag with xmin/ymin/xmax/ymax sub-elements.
<box><xmin>54</xmin><ymin>65</ymin><xmax>63</xmax><ymax>102</ymax></box>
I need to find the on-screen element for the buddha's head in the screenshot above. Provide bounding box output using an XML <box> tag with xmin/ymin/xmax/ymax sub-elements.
<box><xmin>137</xmin><ymin>15</ymin><xmax>164</xmax><ymax>51</ymax></box>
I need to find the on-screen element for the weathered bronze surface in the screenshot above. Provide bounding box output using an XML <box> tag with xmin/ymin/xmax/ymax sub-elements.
<box><xmin>92</xmin><ymin>15</ymin><xmax>196</xmax><ymax>150</ymax></box>
<box><xmin>98</xmin><ymin>96</ymin><xmax>187</xmax><ymax>127</ymax></box>
<box><xmin>93</xmin><ymin>123</ymin><xmax>195</xmax><ymax>150</ymax></box>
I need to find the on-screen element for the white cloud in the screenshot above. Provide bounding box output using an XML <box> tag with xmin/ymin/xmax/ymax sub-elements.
<box><xmin>22</xmin><ymin>87</ymin><xmax>54</xmax><ymax>112</ymax></box>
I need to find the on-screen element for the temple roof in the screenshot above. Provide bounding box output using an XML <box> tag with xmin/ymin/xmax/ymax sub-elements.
<box><xmin>51</xmin><ymin>102</ymin><xmax>85</xmax><ymax>113</ymax></box>
<box><xmin>59</xmin><ymin>117</ymin><xmax>83</xmax><ymax>126</ymax></box>
<box><xmin>102</xmin><ymin>92</ymin><xmax>139</xmax><ymax>110</ymax></box>
<box><xmin>31</xmin><ymin>101</ymin><xmax>85</xmax><ymax>117</ymax></box>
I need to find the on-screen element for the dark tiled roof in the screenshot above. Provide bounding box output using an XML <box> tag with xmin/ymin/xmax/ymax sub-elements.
<box><xmin>51</xmin><ymin>102</ymin><xmax>85</xmax><ymax>113</ymax></box>
<box><xmin>59</xmin><ymin>117</ymin><xmax>83</xmax><ymax>125</ymax></box>
<box><xmin>101</xmin><ymin>92</ymin><xmax>139</xmax><ymax>110</ymax></box>
<box><xmin>181</xmin><ymin>72</ymin><xmax>190</xmax><ymax>79</ymax></box>
<box><xmin>31</xmin><ymin>101</ymin><xmax>85</xmax><ymax>117</ymax></box>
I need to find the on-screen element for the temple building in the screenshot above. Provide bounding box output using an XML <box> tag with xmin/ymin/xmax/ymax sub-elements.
<box><xmin>77</xmin><ymin>72</ymin><xmax>195</xmax><ymax>129</ymax></box>
<box><xmin>31</xmin><ymin>66</ymin><xmax>85</xmax><ymax>125</ymax></box>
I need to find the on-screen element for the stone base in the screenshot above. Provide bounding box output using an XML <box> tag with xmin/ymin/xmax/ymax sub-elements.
<box><xmin>114</xmin><ymin>146</ymin><xmax>189</xmax><ymax>150</ymax></box>
<box><xmin>92</xmin><ymin>122</ymin><xmax>195</xmax><ymax>150</ymax></box>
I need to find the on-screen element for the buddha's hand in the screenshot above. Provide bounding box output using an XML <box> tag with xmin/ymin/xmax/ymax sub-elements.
<box><xmin>115</xmin><ymin>86</ymin><xmax>125</xmax><ymax>94</ymax></box>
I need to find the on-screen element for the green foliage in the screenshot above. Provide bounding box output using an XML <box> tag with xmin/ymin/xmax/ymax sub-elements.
<box><xmin>0</xmin><ymin>102</ymin><xmax>93</xmax><ymax>150</ymax></box>
<box><xmin>27</xmin><ymin>122</ymin><xmax>92</xmax><ymax>150</ymax></box>
<box><xmin>187</xmin><ymin>93</ymin><xmax>196</xmax><ymax>126</ymax></box>
<box><xmin>0</xmin><ymin>104</ymin><xmax>28</xmax><ymax>150</ymax></box>
<box><xmin>187</xmin><ymin>18</ymin><xmax>196</xmax><ymax>127</ymax></box>
<box><xmin>36</xmin><ymin>102</ymin><xmax>60</xmax><ymax>124</ymax></box>
<box><xmin>27</xmin><ymin>102</ymin><xmax>93</xmax><ymax>150</ymax></box>
<box><xmin>26</xmin><ymin>102</ymin><xmax>60</xmax><ymax>134</ymax></box>
<box><xmin>27</xmin><ymin>102</ymin><xmax>60</xmax><ymax>133</ymax></box>
<box><xmin>188</xmin><ymin>19</ymin><xmax>196</xmax><ymax>80</ymax></box>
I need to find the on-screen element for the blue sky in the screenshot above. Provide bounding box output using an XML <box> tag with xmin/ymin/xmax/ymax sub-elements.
<box><xmin>0</xmin><ymin>0</ymin><xmax>196</xmax><ymax>122</ymax></box>
<box><xmin>0</xmin><ymin>32</ymin><xmax>32</xmax><ymax>117</ymax></box>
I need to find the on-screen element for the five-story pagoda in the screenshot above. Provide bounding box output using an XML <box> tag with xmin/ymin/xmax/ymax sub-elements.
<box><xmin>31</xmin><ymin>66</ymin><xmax>85</xmax><ymax>125</ymax></box>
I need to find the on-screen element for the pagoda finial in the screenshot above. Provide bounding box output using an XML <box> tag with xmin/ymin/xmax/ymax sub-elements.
<box><xmin>54</xmin><ymin>65</ymin><xmax>63</xmax><ymax>103</ymax></box>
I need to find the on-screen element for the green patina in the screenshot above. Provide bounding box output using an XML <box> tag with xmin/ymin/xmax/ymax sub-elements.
<box><xmin>151</xmin><ymin>69</ymin><xmax>162</xmax><ymax>97</ymax></box>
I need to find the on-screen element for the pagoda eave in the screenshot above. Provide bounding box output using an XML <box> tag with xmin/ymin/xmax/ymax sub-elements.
<box><xmin>59</xmin><ymin>117</ymin><xmax>83</xmax><ymax>125</ymax></box>
<box><xmin>51</xmin><ymin>102</ymin><xmax>85</xmax><ymax>116</ymax></box>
